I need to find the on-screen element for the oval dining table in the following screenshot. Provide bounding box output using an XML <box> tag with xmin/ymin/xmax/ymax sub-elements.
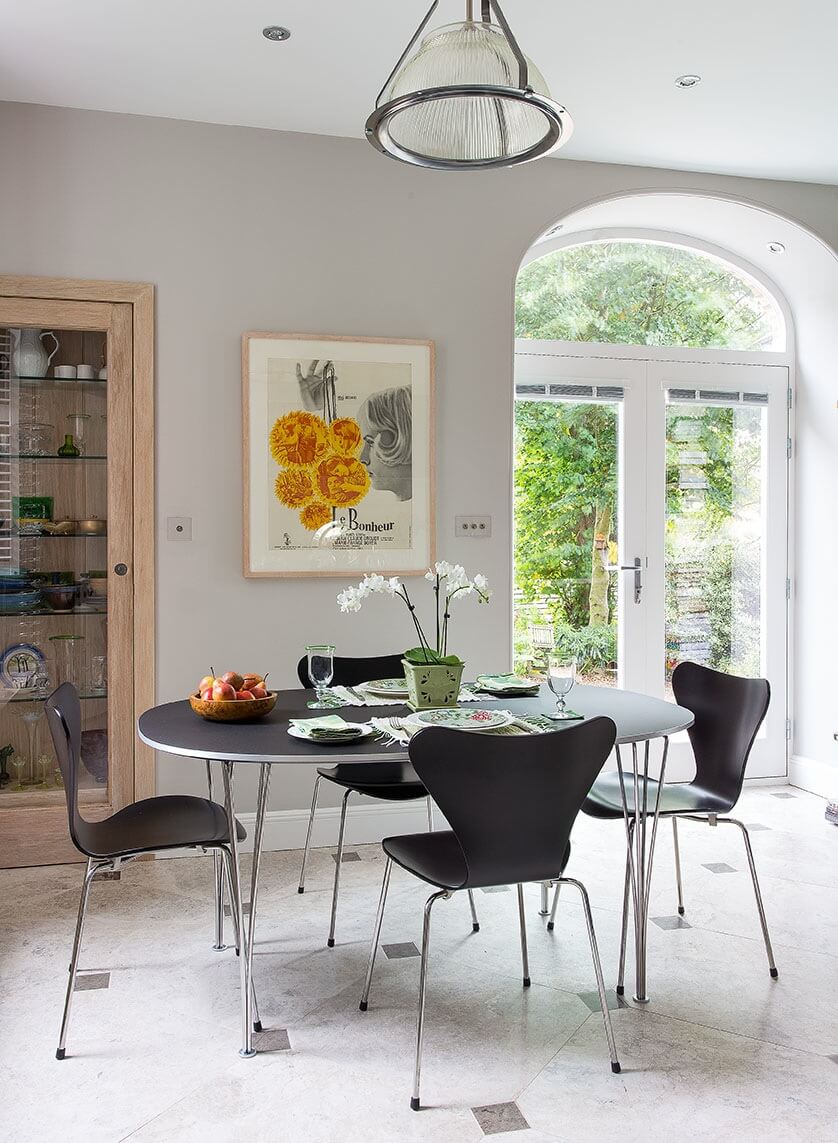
<box><xmin>138</xmin><ymin>683</ymin><xmax>694</xmax><ymax>1057</ymax></box>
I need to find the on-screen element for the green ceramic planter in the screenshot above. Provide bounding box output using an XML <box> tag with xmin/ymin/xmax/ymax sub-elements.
<box><xmin>402</xmin><ymin>658</ymin><xmax>465</xmax><ymax>711</ymax></box>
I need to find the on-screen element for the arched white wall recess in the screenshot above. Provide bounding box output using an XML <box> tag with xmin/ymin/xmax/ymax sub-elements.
<box><xmin>513</xmin><ymin>191</ymin><xmax>838</xmax><ymax>796</ymax></box>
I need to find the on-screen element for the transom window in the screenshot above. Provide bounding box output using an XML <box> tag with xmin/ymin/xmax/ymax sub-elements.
<box><xmin>516</xmin><ymin>239</ymin><xmax>785</xmax><ymax>351</ymax></box>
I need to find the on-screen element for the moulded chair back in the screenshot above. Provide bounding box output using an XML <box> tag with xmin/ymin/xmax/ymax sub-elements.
<box><xmin>296</xmin><ymin>653</ymin><xmax>406</xmax><ymax>689</ymax></box>
<box><xmin>671</xmin><ymin>661</ymin><xmax>770</xmax><ymax>809</ymax></box>
<box><xmin>408</xmin><ymin>717</ymin><xmax>616</xmax><ymax>888</ymax></box>
<box><xmin>45</xmin><ymin>682</ymin><xmax>95</xmax><ymax>857</ymax></box>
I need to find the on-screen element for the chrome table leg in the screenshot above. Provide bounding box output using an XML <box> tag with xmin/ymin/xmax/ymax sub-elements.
<box><xmin>467</xmin><ymin>889</ymin><xmax>480</xmax><ymax>932</ymax></box>
<box><xmin>539</xmin><ymin>881</ymin><xmax>550</xmax><ymax>916</ymax></box>
<box><xmin>56</xmin><ymin>857</ymin><xmax>107</xmax><ymax>1059</ymax></box>
<box><xmin>411</xmin><ymin>889</ymin><xmax>449</xmax><ymax>1111</ymax></box>
<box><xmin>360</xmin><ymin>857</ymin><xmax>392</xmax><ymax>1011</ymax></box>
<box><xmin>616</xmin><ymin>819</ymin><xmax>635</xmax><ymax>995</ymax></box>
<box><xmin>516</xmin><ymin>883</ymin><xmax>531</xmax><ymax>987</ymax></box>
<box><xmin>672</xmin><ymin>817</ymin><xmax>685</xmax><ymax>915</ymax></box>
<box><xmin>328</xmin><ymin>789</ymin><xmax>352</xmax><ymax>948</ymax></box>
<box><xmin>616</xmin><ymin>736</ymin><xmax>669</xmax><ymax>1004</ymax></box>
<box><xmin>222</xmin><ymin>760</ymin><xmax>255</xmax><ymax>1058</ymax></box>
<box><xmin>246</xmin><ymin>762</ymin><xmax>271</xmax><ymax>1032</ymax></box>
<box><xmin>426</xmin><ymin>796</ymin><xmax>434</xmax><ymax>832</ymax></box>
<box><xmin>297</xmin><ymin>773</ymin><xmax>322</xmax><ymax>893</ymax></box>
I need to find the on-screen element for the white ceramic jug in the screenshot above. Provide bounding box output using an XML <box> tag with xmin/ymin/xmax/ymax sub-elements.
<box><xmin>12</xmin><ymin>329</ymin><xmax>60</xmax><ymax>378</ymax></box>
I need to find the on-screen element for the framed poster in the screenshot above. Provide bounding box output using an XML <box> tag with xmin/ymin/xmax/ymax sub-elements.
<box><xmin>243</xmin><ymin>333</ymin><xmax>435</xmax><ymax>577</ymax></box>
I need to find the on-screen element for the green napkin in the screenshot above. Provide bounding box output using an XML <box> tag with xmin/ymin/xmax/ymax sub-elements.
<box><xmin>290</xmin><ymin>715</ymin><xmax>364</xmax><ymax>739</ymax></box>
<box><xmin>476</xmin><ymin>673</ymin><xmax>540</xmax><ymax>691</ymax></box>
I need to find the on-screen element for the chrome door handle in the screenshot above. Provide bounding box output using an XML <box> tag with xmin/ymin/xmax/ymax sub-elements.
<box><xmin>605</xmin><ymin>557</ymin><xmax>643</xmax><ymax>603</ymax></box>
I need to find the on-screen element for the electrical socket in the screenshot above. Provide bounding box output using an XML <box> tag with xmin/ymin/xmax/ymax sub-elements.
<box><xmin>455</xmin><ymin>515</ymin><xmax>492</xmax><ymax>538</ymax></box>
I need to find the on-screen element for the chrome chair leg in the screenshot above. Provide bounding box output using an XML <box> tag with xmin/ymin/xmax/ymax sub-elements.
<box><xmin>297</xmin><ymin>773</ymin><xmax>322</xmax><ymax>894</ymax></box>
<box><xmin>559</xmin><ymin>877</ymin><xmax>621</xmax><ymax>1074</ymax></box>
<box><xmin>212</xmin><ymin>851</ymin><xmax>225</xmax><ymax>951</ymax></box>
<box><xmin>672</xmin><ymin>816</ymin><xmax>685</xmax><ymax>915</ymax></box>
<box><xmin>426</xmin><ymin>796</ymin><xmax>434</xmax><ymax>832</ymax></box>
<box><xmin>221</xmin><ymin>848</ymin><xmax>241</xmax><ymax>956</ymax></box>
<box><xmin>516</xmin><ymin>883</ymin><xmax>531</xmax><ymax>987</ymax></box>
<box><xmin>207</xmin><ymin>760</ymin><xmax>225</xmax><ymax>950</ymax></box>
<box><xmin>411</xmin><ymin>889</ymin><xmax>449</xmax><ymax>1111</ymax></box>
<box><xmin>547</xmin><ymin>882</ymin><xmax>560</xmax><ymax>931</ymax></box>
<box><xmin>616</xmin><ymin>819</ymin><xmax>636</xmax><ymax>996</ymax></box>
<box><xmin>57</xmin><ymin>857</ymin><xmax>106</xmax><ymax>1059</ymax></box>
<box><xmin>467</xmin><ymin>889</ymin><xmax>480</xmax><ymax>932</ymax></box>
<box><xmin>721</xmin><ymin>817</ymin><xmax>778</xmax><ymax>978</ymax></box>
<box><xmin>327</xmin><ymin>789</ymin><xmax>352</xmax><ymax>948</ymax></box>
<box><xmin>359</xmin><ymin>857</ymin><xmax>392</xmax><ymax>1011</ymax></box>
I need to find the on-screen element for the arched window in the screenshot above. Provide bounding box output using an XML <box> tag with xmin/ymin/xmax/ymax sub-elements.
<box><xmin>516</xmin><ymin>239</ymin><xmax>785</xmax><ymax>351</ymax></box>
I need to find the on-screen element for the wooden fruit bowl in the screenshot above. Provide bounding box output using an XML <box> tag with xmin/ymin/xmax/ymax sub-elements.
<box><xmin>189</xmin><ymin>691</ymin><xmax>277</xmax><ymax>722</ymax></box>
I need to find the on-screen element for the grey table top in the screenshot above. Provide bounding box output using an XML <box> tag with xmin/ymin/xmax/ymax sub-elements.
<box><xmin>137</xmin><ymin>684</ymin><xmax>694</xmax><ymax>765</ymax></box>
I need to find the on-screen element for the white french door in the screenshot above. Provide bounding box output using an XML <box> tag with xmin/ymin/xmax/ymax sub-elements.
<box><xmin>514</xmin><ymin>348</ymin><xmax>790</xmax><ymax>778</ymax></box>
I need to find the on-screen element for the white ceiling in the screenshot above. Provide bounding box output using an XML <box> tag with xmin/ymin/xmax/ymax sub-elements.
<box><xmin>2</xmin><ymin>0</ymin><xmax>837</xmax><ymax>185</ymax></box>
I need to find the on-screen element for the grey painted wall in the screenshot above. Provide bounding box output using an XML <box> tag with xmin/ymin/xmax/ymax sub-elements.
<box><xmin>1</xmin><ymin>101</ymin><xmax>836</xmax><ymax>814</ymax></box>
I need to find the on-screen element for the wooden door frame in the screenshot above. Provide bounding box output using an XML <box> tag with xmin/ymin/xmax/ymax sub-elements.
<box><xmin>0</xmin><ymin>275</ymin><xmax>155</xmax><ymax>803</ymax></box>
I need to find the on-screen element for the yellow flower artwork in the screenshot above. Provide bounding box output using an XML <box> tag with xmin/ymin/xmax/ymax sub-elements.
<box><xmin>269</xmin><ymin>411</ymin><xmax>329</xmax><ymax>468</ymax></box>
<box><xmin>270</xmin><ymin>410</ymin><xmax>369</xmax><ymax>529</ymax></box>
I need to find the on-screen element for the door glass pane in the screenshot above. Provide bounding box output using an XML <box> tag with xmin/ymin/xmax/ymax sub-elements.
<box><xmin>665</xmin><ymin>393</ymin><xmax>766</xmax><ymax>693</ymax></box>
<box><xmin>513</xmin><ymin>394</ymin><xmax>620</xmax><ymax>686</ymax></box>
<box><xmin>0</xmin><ymin>325</ymin><xmax>109</xmax><ymax>807</ymax></box>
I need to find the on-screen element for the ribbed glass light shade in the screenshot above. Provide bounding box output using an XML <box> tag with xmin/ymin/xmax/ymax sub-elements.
<box><xmin>373</xmin><ymin>20</ymin><xmax>568</xmax><ymax>166</ymax></box>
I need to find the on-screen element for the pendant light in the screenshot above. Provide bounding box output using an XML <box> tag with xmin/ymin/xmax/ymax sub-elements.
<box><xmin>365</xmin><ymin>0</ymin><xmax>572</xmax><ymax>171</ymax></box>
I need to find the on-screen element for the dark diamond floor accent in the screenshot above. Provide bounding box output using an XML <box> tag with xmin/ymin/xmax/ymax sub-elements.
<box><xmin>331</xmin><ymin>851</ymin><xmax>361</xmax><ymax>864</ymax></box>
<box><xmin>652</xmin><ymin>915</ymin><xmax>692</xmax><ymax>930</ymax></box>
<box><xmin>771</xmin><ymin>792</ymin><xmax>797</xmax><ymax>799</ymax></box>
<box><xmin>828</xmin><ymin>1054</ymin><xmax>838</xmax><ymax>1066</ymax></box>
<box><xmin>255</xmin><ymin>1029</ymin><xmax>290</xmax><ymax>1052</ymax></box>
<box><xmin>578</xmin><ymin>989</ymin><xmax>625</xmax><ymax>1013</ymax></box>
<box><xmin>382</xmin><ymin>942</ymin><xmax>420</xmax><ymax>960</ymax></box>
<box><xmin>703</xmin><ymin>862</ymin><xmax>737</xmax><ymax>873</ymax></box>
<box><xmin>472</xmin><ymin>1101</ymin><xmax>530</xmax><ymax>1135</ymax></box>
<box><xmin>74</xmin><ymin>972</ymin><xmax>110</xmax><ymax>991</ymax></box>
<box><xmin>224</xmin><ymin>901</ymin><xmax>251</xmax><ymax>917</ymax></box>
<box><xmin>96</xmin><ymin>870</ymin><xmax>121</xmax><ymax>881</ymax></box>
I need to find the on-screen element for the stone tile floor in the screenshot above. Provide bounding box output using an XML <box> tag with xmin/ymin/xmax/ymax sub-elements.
<box><xmin>1</xmin><ymin>787</ymin><xmax>836</xmax><ymax>1142</ymax></box>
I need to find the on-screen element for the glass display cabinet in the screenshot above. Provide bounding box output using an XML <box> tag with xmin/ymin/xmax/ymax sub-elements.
<box><xmin>0</xmin><ymin>280</ymin><xmax>154</xmax><ymax>866</ymax></box>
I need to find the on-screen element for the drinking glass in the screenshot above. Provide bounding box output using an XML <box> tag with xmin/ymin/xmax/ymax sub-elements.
<box><xmin>306</xmin><ymin>644</ymin><xmax>336</xmax><ymax>708</ymax></box>
<box><xmin>66</xmin><ymin>413</ymin><xmax>91</xmax><ymax>455</ymax></box>
<box><xmin>547</xmin><ymin>654</ymin><xmax>577</xmax><ymax>719</ymax></box>
<box><xmin>11</xmin><ymin>753</ymin><xmax>28</xmax><ymax>791</ymax></box>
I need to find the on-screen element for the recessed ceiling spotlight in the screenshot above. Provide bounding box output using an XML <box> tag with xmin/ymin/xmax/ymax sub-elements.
<box><xmin>262</xmin><ymin>25</ymin><xmax>291</xmax><ymax>42</ymax></box>
<box><xmin>766</xmin><ymin>241</ymin><xmax>786</xmax><ymax>254</ymax></box>
<box><xmin>675</xmin><ymin>74</ymin><xmax>701</xmax><ymax>88</ymax></box>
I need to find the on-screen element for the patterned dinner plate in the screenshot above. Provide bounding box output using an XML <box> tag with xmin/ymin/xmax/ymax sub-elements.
<box><xmin>357</xmin><ymin>678</ymin><xmax>409</xmax><ymax>697</ymax></box>
<box><xmin>404</xmin><ymin>708</ymin><xmax>512</xmax><ymax>732</ymax></box>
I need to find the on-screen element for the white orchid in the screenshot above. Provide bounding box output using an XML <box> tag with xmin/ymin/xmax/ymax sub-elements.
<box><xmin>336</xmin><ymin>562</ymin><xmax>491</xmax><ymax>661</ymax></box>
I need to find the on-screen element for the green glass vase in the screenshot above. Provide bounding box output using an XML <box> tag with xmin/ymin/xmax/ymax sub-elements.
<box><xmin>57</xmin><ymin>434</ymin><xmax>80</xmax><ymax>458</ymax></box>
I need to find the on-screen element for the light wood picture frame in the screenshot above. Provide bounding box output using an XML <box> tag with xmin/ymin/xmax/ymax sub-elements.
<box><xmin>243</xmin><ymin>333</ymin><xmax>435</xmax><ymax>578</ymax></box>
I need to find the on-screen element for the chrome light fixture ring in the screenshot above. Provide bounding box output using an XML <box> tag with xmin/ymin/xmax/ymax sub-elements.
<box><xmin>365</xmin><ymin>84</ymin><xmax>572</xmax><ymax>171</ymax></box>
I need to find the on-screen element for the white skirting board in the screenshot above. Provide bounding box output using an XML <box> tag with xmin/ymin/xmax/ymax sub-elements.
<box><xmin>789</xmin><ymin>754</ymin><xmax>837</xmax><ymax>800</ymax></box>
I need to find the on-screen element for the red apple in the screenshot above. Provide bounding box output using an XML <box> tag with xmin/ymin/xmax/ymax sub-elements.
<box><xmin>221</xmin><ymin>671</ymin><xmax>244</xmax><ymax>691</ymax></box>
<box><xmin>212</xmin><ymin>680</ymin><xmax>236</xmax><ymax>701</ymax></box>
<box><xmin>249</xmin><ymin>684</ymin><xmax>268</xmax><ymax>699</ymax></box>
<box><xmin>241</xmin><ymin>673</ymin><xmax>264</xmax><ymax>692</ymax></box>
<box><xmin>200</xmin><ymin>687</ymin><xmax>214</xmax><ymax>701</ymax></box>
<box><xmin>235</xmin><ymin>690</ymin><xmax>254</xmax><ymax>701</ymax></box>
<box><xmin>199</xmin><ymin>675</ymin><xmax>215</xmax><ymax>693</ymax></box>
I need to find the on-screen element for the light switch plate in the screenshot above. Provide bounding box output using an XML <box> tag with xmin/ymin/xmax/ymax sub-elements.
<box><xmin>455</xmin><ymin>515</ymin><xmax>492</xmax><ymax>538</ymax></box>
<box><xmin>167</xmin><ymin>516</ymin><xmax>192</xmax><ymax>541</ymax></box>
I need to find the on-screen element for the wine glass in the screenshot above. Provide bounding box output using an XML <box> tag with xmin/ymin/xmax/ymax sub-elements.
<box><xmin>306</xmin><ymin>644</ymin><xmax>336</xmax><ymax>708</ymax></box>
<box><xmin>38</xmin><ymin>754</ymin><xmax>53</xmax><ymax>787</ymax></box>
<box><xmin>11</xmin><ymin>753</ymin><xmax>28</xmax><ymax>791</ymax></box>
<box><xmin>547</xmin><ymin>654</ymin><xmax>577</xmax><ymax>719</ymax></box>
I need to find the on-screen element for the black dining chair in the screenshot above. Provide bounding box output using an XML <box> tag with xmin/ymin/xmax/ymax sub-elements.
<box><xmin>359</xmin><ymin>717</ymin><xmax>621</xmax><ymax>1111</ymax></box>
<box><xmin>295</xmin><ymin>652</ymin><xmax>479</xmax><ymax>946</ymax></box>
<box><xmin>46</xmin><ymin>683</ymin><xmax>248</xmax><ymax>1059</ymax></box>
<box><xmin>581</xmin><ymin>661</ymin><xmax>777</xmax><ymax>994</ymax></box>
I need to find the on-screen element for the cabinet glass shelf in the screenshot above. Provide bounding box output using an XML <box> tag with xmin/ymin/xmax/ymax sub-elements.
<box><xmin>0</xmin><ymin>608</ymin><xmax>107</xmax><ymax>619</ymax></box>
<box><xmin>5</xmin><ymin>690</ymin><xmax>108</xmax><ymax>704</ymax></box>
<box><xmin>0</xmin><ymin>532</ymin><xmax>107</xmax><ymax>539</ymax></box>
<box><xmin>6</xmin><ymin>376</ymin><xmax>107</xmax><ymax>387</ymax></box>
<box><xmin>1</xmin><ymin>454</ymin><xmax>107</xmax><ymax>462</ymax></box>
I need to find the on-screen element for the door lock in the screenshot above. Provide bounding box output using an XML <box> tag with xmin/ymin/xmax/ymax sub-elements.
<box><xmin>606</xmin><ymin>557</ymin><xmax>643</xmax><ymax>603</ymax></box>
<box><xmin>114</xmin><ymin>563</ymin><xmax>129</xmax><ymax>576</ymax></box>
